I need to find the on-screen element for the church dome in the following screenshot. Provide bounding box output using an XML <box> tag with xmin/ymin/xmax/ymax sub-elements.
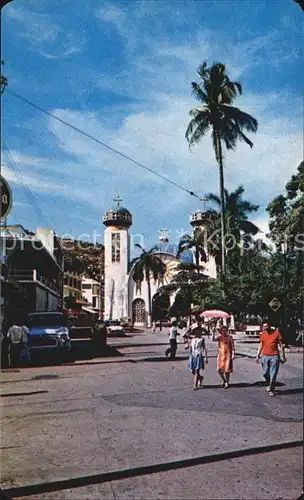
<box><xmin>102</xmin><ymin>195</ymin><xmax>132</xmax><ymax>228</ymax></box>
<box><xmin>153</xmin><ymin>242</ymin><xmax>194</xmax><ymax>264</ymax></box>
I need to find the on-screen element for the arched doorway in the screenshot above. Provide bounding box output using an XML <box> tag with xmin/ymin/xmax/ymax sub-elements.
<box><xmin>132</xmin><ymin>298</ymin><xmax>146</xmax><ymax>324</ymax></box>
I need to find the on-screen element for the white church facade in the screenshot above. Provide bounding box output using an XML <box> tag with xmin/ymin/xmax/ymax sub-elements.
<box><xmin>102</xmin><ymin>196</ymin><xmax>217</xmax><ymax>326</ymax></box>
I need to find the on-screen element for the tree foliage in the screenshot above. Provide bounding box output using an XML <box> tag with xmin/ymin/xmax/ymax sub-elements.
<box><xmin>267</xmin><ymin>161</ymin><xmax>304</xmax><ymax>250</ymax></box>
<box><xmin>177</xmin><ymin>228</ymin><xmax>206</xmax><ymax>271</ymax></box>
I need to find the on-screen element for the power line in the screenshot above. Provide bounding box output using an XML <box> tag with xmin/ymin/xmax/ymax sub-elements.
<box><xmin>6</xmin><ymin>89</ymin><xmax>202</xmax><ymax>200</ymax></box>
<box><xmin>2</xmin><ymin>140</ymin><xmax>52</xmax><ymax>228</ymax></box>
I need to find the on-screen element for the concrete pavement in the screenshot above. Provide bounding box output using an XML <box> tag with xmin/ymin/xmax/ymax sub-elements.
<box><xmin>1</xmin><ymin>329</ymin><xmax>303</xmax><ymax>499</ymax></box>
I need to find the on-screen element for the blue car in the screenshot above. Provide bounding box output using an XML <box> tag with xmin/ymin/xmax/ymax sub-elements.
<box><xmin>27</xmin><ymin>312</ymin><xmax>71</xmax><ymax>360</ymax></box>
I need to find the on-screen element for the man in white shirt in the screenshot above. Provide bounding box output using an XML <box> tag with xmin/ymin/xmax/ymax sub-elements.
<box><xmin>165</xmin><ymin>321</ymin><xmax>179</xmax><ymax>359</ymax></box>
<box><xmin>7</xmin><ymin>323</ymin><xmax>24</xmax><ymax>367</ymax></box>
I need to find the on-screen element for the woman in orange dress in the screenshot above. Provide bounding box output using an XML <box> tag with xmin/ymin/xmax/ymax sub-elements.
<box><xmin>215</xmin><ymin>325</ymin><xmax>235</xmax><ymax>388</ymax></box>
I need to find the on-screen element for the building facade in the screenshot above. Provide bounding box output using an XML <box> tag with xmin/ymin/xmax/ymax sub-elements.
<box><xmin>102</xmin><ymin>198</ymin><xmax>216</xmax><ymax>326</ymax></box>
<box><xmin>0</xmin><ymin>225</ymin><xmax>64</xmax><ymax>320</ymax></box>
<box><xmin>63</xmin><ymin>272</ymin><xmax>83</xmax><ymax>302</ymax></box>
<box><xmin>81</xmin><ymin>277</ymin><xmax>101</xmax><ymax>315</ymax></box>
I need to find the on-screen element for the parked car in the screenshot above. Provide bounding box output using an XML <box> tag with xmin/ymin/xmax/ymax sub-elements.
<box><xmin>155</xmin><ymin>319</ymin><xmax>172</xmax><ymax>328</ymax></box>
<box><xmin>27</xmin><ymin>312</ymin><xmax>72</xmax><ymax>360</ymax></box>
<box><xmin>104</xmin><ymin>320</ymin><xmax>125</xmax><ymax>337</ymax></box>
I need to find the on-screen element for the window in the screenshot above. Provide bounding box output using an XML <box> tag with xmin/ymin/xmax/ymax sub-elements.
<box><xmin>92</xmin><ymin>284</ymin><xmax>100</xmax><ymax>296</ymax></box>
<box><xmin>92</xmin><ymin>297</ymin><xmax>97</xmax><ymax>308</ymax></box>
<box><xmin>82</xmin><ymin>284</ymin><xmax>92</xmax><ymax>290</ymax></box>
<box><xmin>111</xmin><ymin>233</ymin><xmax>120</xmax><ymax>262</ymax></box>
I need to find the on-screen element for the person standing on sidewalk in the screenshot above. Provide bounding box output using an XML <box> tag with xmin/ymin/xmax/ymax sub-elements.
<box><xmin>7</xmin><ymin>322</ymin><xmax>24</xmax><ymax>367</ymax></box>
<box><xmin>165</xmin><ymin>321</ymin><xmax>179</xmax><ymax>359</ymax></box>
<box><xmin>255</xmin><ymin>322</ymin><xmax>286</xmax><ymax>397</ymax></box>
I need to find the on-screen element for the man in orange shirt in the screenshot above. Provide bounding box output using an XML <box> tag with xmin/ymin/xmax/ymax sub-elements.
<box><xmin>255</xmin><ymin>322</ymin><xmax>286</xmax><ymax>397</ymax></box>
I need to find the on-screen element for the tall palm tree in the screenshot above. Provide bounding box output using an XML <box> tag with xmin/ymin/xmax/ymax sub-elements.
<box><xmin>177</xmin><ymin>228</ymin><xmax>207</xmax><ymax>272</ymax></box>
<box><xmin>185</xmin><ymin>62</ymin><xmax>258</xmax><ymax>274</ymax></box>
<box><xmin>131</xmin><ymin>244</ymin><xmax>167</xmax><ymax>328</ymax></box>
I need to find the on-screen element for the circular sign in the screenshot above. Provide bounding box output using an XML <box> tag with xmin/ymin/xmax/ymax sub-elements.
<box><xmin>1</xmin><ymin>175</ymin><xmax>12</xmax><ymax>220</ymax></box>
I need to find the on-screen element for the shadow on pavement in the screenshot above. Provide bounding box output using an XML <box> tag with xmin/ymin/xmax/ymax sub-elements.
<box><xmin>2</xmin><ymin>340</ymin><xmax>123</xmax><ymax>369</ymax></box>
<box><xmin>0</xmin><ymin>390</ymin><xmax>49</xmax><ymax>398</ymax></box>
<box><xmin>3</xmin><ymin>440</ymin><xmax>303</xmax><ymax>499</ymax></box>
<box><xmin>185</xmin><ymin>381</ymin><xmax>286</xmax><ymax>389</ymax></box>
<box><xmin>275</xmin><ymin>387</ymin><xmax>303</xmax><ymax>395</ymax></box>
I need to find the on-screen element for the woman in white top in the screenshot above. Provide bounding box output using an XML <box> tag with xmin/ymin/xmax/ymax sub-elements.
<box><xmin>186</xmin><ymin>324</ymin><xmax>208</xmax><ymax>390</ymax></box>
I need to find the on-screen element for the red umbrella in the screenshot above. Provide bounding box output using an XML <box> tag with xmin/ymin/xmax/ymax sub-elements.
<box><xmin>201</xmin><ymin>309</ymin><xmax>230</xmax><ymax>319</ymax></box>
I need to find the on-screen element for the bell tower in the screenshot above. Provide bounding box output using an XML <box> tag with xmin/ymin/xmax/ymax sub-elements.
<box><xmin>102</xmin><ymin>195</ymin><xmax>132</xmax><ymax>321</ymax></box>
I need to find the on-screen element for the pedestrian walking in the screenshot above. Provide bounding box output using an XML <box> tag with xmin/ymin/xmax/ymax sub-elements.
<box><xmin>255</xmin><ymin>322</ymin><xmax>286</xmax><ymax>397</ymax></box>
<box><xmin>7</xmin><ymin>322</ymin><xmax>24</xmax><ymax>367</ymax></box>
<box><xmin>186</xmin><ymin>322</ymin><xmax>208</xmax><ymax>390</ymax></box>
<box><xmin>165</xmin><ymin>321</ymin><xmax>179</xmax><ymax>359</ymax></box>
<box><xmin>20</xmin><ymin>323</ymin><xmax>30</xmax><ymax>365</ymax></box>
<box><xmin>215</xmin><ymin>325</ymin><xmax>235</xmax><ymax>388</ymax></box>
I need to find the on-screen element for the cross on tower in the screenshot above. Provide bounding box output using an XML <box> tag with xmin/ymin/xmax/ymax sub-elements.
<box><xmin>114</xmin><ymin>194</ymin><xmax>123</xmax><ymax>207</ymax></box>
<box><xmin>159</xmin><ymin>228</ymin><xmax>169</xmax><ymax>243</ymax></box>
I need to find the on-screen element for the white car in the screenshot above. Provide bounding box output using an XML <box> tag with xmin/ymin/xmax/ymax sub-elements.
<box><xmin>105</xmin><ymin>320</ymin><xmax>125</xmax><ymax>337</ymax></box>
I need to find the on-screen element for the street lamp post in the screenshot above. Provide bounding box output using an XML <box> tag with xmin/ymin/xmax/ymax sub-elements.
<box><xmin>187</xmin><ymin>278</ymin><xmax>192</xmax><ymax>326</ymax></box>
<box><xmin>280</xmin><ymin>241</ymin><xmax>288</xmax><ymax>330</ymax></box>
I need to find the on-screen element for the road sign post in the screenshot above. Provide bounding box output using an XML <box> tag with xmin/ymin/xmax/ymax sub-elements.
<box><xmin>1</xmin><ymin>176</ymin><xmax>12</xmax><ymax>220</ymax></box>
<box><xmin>268</xmin><ymin>297</ymin><xmax>282</xmax><ymax>313</ymax></box>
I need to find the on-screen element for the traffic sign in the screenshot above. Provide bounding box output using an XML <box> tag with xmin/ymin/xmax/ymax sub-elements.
<box><xmin>1</xmin><ymin>176</ymin><xmax>12</xmax><ymax>220</ymax></box>
<box><xmin>268</xmin><ymin>297</ymin><xmax>282</xmax><ymax>312</ymax></box>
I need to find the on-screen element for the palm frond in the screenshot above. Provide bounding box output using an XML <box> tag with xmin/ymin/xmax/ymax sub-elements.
<box><xmin>191</xmin><ymin>82</ymin><xmax>208</xmax><ymax>103</ymax></box>
<box><xmin>187</xmin><ymin>119</ymin><xmax>211</xmax><ymax>148</ymax></box>
<box><xmin>240</xmin><ymin>200</ymin><xmax>259</xmax><ymax>213</ymax></box>
<box><xmin>134</xmin><ymin>243</ymin><xmax>145</xmax><ymax>252</ymax></box>
<box><xmin>220</xmin><ymin>105</ymin><xmax>258</xmax><ymax>133</ymax></box>
<box><xmin>197</xmin><ymin>62</ymin><xmax>208</xmax><ymax>79</ymax></box>
<box><xmin>185</xmin><ymin>110</ymin><xmax>211</xmax><ymax>146</ymax></box>
<box><xmin>205</xmin><ymin>192</ymin><xmax>221</xmax><ymax>206</ymax></box>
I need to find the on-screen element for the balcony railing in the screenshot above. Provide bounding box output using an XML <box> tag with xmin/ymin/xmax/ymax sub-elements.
<box><xmin>8</xmin><ymin>269</ymin><xmax>61</xmax><ymax>296</ymax></box>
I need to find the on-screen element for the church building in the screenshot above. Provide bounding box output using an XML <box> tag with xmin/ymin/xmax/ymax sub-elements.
<box><xmin>102</xmin><ymin>196</ymin><xmax>216</xmax><ymax>326</ymax></box>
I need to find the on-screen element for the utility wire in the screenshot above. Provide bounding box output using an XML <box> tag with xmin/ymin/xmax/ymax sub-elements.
<box><xmin>2</xmin><ymin>140</ymin><xmax>52</xmax><ymax>228</ymax></box>
<box><xmin>6</xmin><ymin>89</ymin><xmax>202</xmax><ymax>200</ymax></box>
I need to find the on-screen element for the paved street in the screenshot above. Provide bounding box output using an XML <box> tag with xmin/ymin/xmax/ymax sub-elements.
<box><xmin>1</xmin><ymin>330</ymin><xmax>303</xmax><ymax>499</ymax></box>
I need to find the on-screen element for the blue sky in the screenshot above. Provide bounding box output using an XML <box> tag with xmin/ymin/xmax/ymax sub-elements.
<box><xmin>2</xmin><ymin>0</ymin><xmax>303</xmax><ymax>250</ymax></box>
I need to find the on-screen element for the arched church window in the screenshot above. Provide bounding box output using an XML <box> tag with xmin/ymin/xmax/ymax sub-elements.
<box><xmin>111</xmin><ymin>233</ymin><xmax>120</xmax><ymax>263</ymax></box>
